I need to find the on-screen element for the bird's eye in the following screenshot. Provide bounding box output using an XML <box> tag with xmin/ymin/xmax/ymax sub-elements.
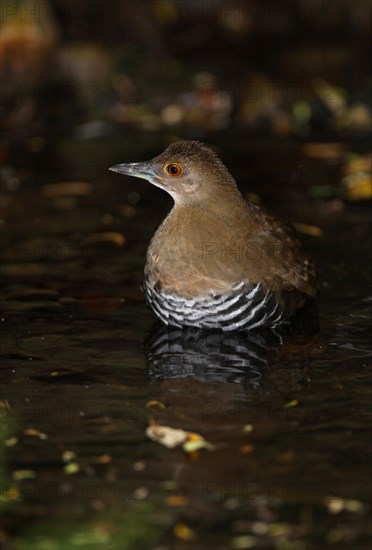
<box><xmin>164</xmin><ymin>163</ymin><xmax>183</xmax><ymax>177</ymax></box>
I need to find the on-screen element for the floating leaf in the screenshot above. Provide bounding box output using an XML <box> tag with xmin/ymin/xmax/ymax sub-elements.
<box><xmin>4</xmin><ymin>437</ymin><xmax>18</xmax><ymax>447</ymax></box>
<box><xmin>173</xmin><ymin>523</ymin><xmax>195</xmax><ymax>541</ymax></box>
<box><xmin>183</xmin><ymin>438</ymin><xmax>212</xmax><ymax>453</ymax></box>
<box><xmin>24</xmin><ymin>428</ymin><xmax>48</xmax><ymax>440</ymax></box>
<box><xmin>133</xmin><ymin>487</ymin><xmax>149</xmax><ymax>500</ymax></box>
<box><xmin>344</xmin><ymin>178</ymin><xmax>372</xmax><ymax>200</ymax></box>
<box><xmin>267</xmin><ymin>523</ymin><xmax>291</xmax><ymax>536</ymax></box>
<box><xmin>242</xmin><ymin>424</ymin><xmax>253</xmax><ymax>433</ymax></box>
<box><xmin>344</xmin><ymin>499</ymin><xmax>364</xmax><ymax>512</ymax></box>
<box><xmin>293</xmin><ymin>223</ymin><xmax>324</xmax><ymax>237</ymax></box>
<box><xmin>162</xmin><ymin>481</ymin><xmax>178</xmax><ymax>491</ymax></box>
<box><xmin>82</xmin><ymin>232</ymin><xmax>125</xmax><ymax>247</ymax></box>
<box><xmin>165</xmin><ymin>495</ymin><xmax>189</xmax><ymax>507</ymax></box>
<box><xmin>313</xmin><ymin>79</ymin><xmax>346</xmax><ymax>112</ymax></box>
<box><xmin>12</xmin><ymin>470</ymin><xmax>36</xmax><ymax>480</ymax></box>
<box><xmin>64</xmin><ymin>462</ymin><xmax>80</xmax><ymax>475</ymax></box>
<box><xmin>303</xmin><ymin>142</ymin><xmax>345</xmax><ymax>160</ymax></box>
<box><xmin>61</xmin><ymin>450</ymin><xmax>77</xmax><ymax>462</ymax></box>
<box><xmin>284</xmin><ymin>399</ymin><xmax>299</xmax><ymax>409</ymax></box>
<box><xmin>231</xmin><ymin>535</ymin><xmax>256</xmax><ymax>549</ymax></box>
<box><xmin>145</xmin><ymin>400</ymin><xmax>166</xmax><ymax>410</ymax></box>
<box><xmin>146</xmin><ymin>421</ymin><xmax>209</xmax><ymax>451</ymax></box>
<box><xmin>3</xmin><ymin>484</ymin><xmax>21</xmax><ymax>502</ymax></box>
<box><xmin>146</xmin><ymin>423</ymin><xmax>189</xmax><ymax>448</ymax></box>
<box><xmin>326</xmin><ymin>498</ymin><xmax>344</xmax><ymax>514</ymax></box>
<box><xmin>342</xmin><ymin>155</ymin><xmax>372</xmax><ymax>200</ymax></box>
<box><xmin>132</xmin><ymin>460</ymin><xmax>146</xmax><ymax>472</ymax></box>
<box><xmin>326</xmin><ymin>497</ymin><xmax>364</xmax><ymax>514</ymax></box>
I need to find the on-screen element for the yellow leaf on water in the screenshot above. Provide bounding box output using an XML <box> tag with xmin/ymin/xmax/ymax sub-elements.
<box><xmin>145</xmin><ymin>400</ymin><xmax>166</xmax><ymax>410</ymax></box>
<box><xmin>344</xmin><ymin>178</ymin><xmax>372</xmax><ymax>200</ymax></box>
<box><xmin>183</xmin><ymin>439</ymin><xmax>212</xmax><ymax>453</ymax></box>
<box><xmin>303</xmin><ymin>141</ymin><xmax>345</xmax><ymax>160</ymax></box>
<box><xmin>326</xmin><ymin>496</ymin><xmax>364</xmax><ymax>514</ymax></box>
<box><xmin>284</xmin><ymin>399</ymin><xmax>299</xmax><ymax>409</ymax></box>
<box><xmin>231</xmin><ymin>535</ymin><xmax>257</xmax><ymax>549</ymax></box>
<box><xmin>4</xmin><ymin>437</ymin><xmax>18</xmax><ymax>447</ymax></box>
<box><xmin>61</xmin><ymin>450</ymin><xmax>76</xmax><ymax>462</ymax></box>
<box><xmin>4</xmin><ymin>485</ymin><xmax>21</xmax><ymax>501</ymax></box>
<box><xmin>146</xmin><ymin>421</ymin><xmax>210</xmax><ymax>451</ymax></box>
<box><xmin>342</xmin><ymin>153</ymin><xmax>372</xmax><ymax>200</ymax></box>
<box><xmin>64</xmin><ymin>462</ymin><xmax>80</xmax><ymax>475</ymax></box>
<box><xmin>344</xmin><ymin>499</ymin><xmax>364</xmax><ymax>512</ymax></box>
<box><xmin>173</xmin><ymin>523</ymin><xmax>195</xmax><ymax>541</ymax></box>
<box><xmin>165</xmin><ymin>495</ymin><xmax>189</xmax><ymax>507</ymax></box>
<box><xmin>293</xmin><ymin>223</ymin><xmax>324</xmax><ymax>237</ymax></box>
<box><xmin>83</xmin><ymin>232</ymin><xmax>125</xmax><ymax>247</ymax></box>
<box><xmin>12</xmin><ymin>470</ymin><xmax>36</xmax><ymax>481</ymax></box>
<box><xmin>242</xmin><ymin>424</ymin><xmax>253</xmax><ymax>433</ymax></box>
<box><xmin>24</xmin><ymin>428</ymin><xmax>48</xmax><ymax>440</ymax></box>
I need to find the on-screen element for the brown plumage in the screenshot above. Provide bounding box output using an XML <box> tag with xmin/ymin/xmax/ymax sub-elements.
<box><xmin>110</xmin><ymin>141</ymin><xmax>318</xmax><ymax>331</ymax></box>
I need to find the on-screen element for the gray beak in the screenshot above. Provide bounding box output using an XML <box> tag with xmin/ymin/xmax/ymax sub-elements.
<box><xmin>109</xmin><ymin>161</ymin><xmax>156</xmax><ymax>183</ymax></box>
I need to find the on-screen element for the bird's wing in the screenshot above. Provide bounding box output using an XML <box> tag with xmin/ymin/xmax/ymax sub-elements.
<box><xmin>245</xmin><ymin>207</ymin><xmax>318</xmax><ymax>301</ymax></box>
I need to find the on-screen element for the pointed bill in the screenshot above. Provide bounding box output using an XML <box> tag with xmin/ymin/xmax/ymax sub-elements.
<box><xmin>109</xmin><ymin>161</ymin><xmax>156</xmax><ymax>183</ymax></box>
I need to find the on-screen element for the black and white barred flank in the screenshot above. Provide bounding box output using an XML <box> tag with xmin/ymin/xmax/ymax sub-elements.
<box><xmin>143</xmin><ymin>280</ymin><xmax>286</xmax><ymax>332</ymax></box>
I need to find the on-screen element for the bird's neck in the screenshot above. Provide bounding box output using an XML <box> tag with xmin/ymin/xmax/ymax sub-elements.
<box><xmin>170</xmin><ymin>186</ymin><xmax>246</xmax><ymax>223</ymax></box>
<box><xmin>171</xmin><ymin>185</ymin><xmax>245</xmax><ymax>214</ymax></box>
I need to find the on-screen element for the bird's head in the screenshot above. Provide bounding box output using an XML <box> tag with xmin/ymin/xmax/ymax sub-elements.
<box><xmin>109</xmin><ymin>141</ymin><xmax>238</xmax><ymax>204</ymax></box>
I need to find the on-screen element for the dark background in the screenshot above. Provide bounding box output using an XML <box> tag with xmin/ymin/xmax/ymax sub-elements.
<box><xmin>1</xmin><ymin>0</ymin><xmax>371</xmax><ymax>190</ymax></box>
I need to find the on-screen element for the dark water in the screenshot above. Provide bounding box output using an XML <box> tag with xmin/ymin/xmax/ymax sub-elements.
<box><xmin>1</xmin><ymin>135</ymin><xmax>371</xmax><ymax>550</ymax></box>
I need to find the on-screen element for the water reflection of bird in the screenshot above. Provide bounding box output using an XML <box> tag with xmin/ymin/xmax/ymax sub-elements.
<box><xmin>110</xmin><ymin>141</ymin><xmax>317</xmax><ymax>332</ymax></box>
<box><xmin>144</xmin><ymin>309</ymin><xmax>319</xmax><ymax>387</ymax></box>
<box><xmin>145</xmin><ymin>323</ymin><xmax>279</xmax><ymax>387</ymax></box>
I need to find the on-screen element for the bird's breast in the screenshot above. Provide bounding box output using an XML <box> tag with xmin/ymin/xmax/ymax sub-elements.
<box><xmin>144</xmin><ymin>207</ymin><xmax>258</xmax><ymax>297</ymax></box>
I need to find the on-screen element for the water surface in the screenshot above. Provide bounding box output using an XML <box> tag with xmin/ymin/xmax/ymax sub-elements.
<box><xmin>1</xmin><ymin>135</ymin><xmax>371</xmax><ymax>549</ymax></box>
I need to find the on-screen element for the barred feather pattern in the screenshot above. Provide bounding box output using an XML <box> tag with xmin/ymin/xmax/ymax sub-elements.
<box><xmin>144</xmin><ymin>279</ymin><xmax>286</xmax><ymax>332</ymax></box>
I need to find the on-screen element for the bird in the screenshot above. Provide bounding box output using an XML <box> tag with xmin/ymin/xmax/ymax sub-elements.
<box><xmin>109</xmin><ymin>141</ymin><xmax>318</xmax><ymax>332</ymax></box>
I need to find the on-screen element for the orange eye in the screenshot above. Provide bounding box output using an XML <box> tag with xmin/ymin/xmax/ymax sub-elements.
<box><xmin>164</xmin><ymin>163</ymin><xmax>183</xmax><ymax>177</ymax></box>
